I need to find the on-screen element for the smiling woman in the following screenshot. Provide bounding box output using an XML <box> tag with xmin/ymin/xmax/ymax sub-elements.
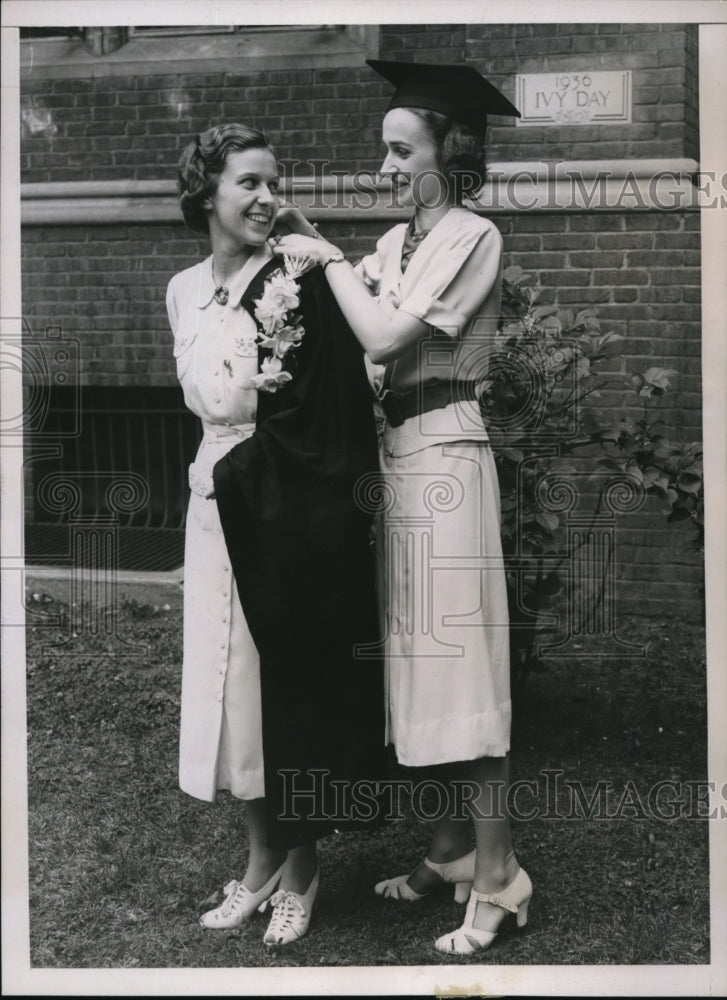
<box><xmin>166</xmin><ymin>123</ymin><xmax>386</xmax><ymax>949</ymax></box>
<box><xmin>269</xmin><ymin>59</ymin><xmax>532</xmax><ymax>958</ymax></box>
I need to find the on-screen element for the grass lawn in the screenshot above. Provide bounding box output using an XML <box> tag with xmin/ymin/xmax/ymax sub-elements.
<box><xmin>22</xmin><ymin>575</ymin><xmax>710</xmax><ymax>969</ymax></box>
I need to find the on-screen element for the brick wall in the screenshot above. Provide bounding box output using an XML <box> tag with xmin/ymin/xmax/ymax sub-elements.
<box><xmin>20</xmin><ymin>212</ymin><xmax>701</xmax><ymax>408</ymax></box>
<box><xmin>19</xmin><ymin>23</ymin><xmax>703</xmax><ymax>616</ymax></box>
<box><xmin>20</xmin><ymin>23</ymin><xmax>697</xmax><ymax>179</ymax></box>
<box><xmin>497</xmin><ymin>210</ymin><xmax>702</xmax><ymax>619</ymax></box>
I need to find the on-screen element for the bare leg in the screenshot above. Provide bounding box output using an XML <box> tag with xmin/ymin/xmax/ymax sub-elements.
<box><xmin>279</xmin><ymin>841</ymin><xmax>318</xmax><ymax>894</ymax></box>
<box><xmin>403</xmin><ymin>808</ymin><xmax>472</xmax><ymax>895</ymax></box>
<box><xmin>465</xmin><ymin>754</ymin><xmax>521</xmax><ymax>933</ymax></box>
<box><xmin>243</xmin><ymin>798</ymin><xmax>287</xmax><ymax>891</ymax></box>
<box><xmin>262</xmin><ymin>839</ymin><xmax>320</xmax><ymax>946</ymax></box>
<box><xmin>244</xmin><ymin>802</ymin><xmax>318</xmax><ymax>895</ymax></box>
<box><xmin>392</xmin><ymin>755</ymin><xmax>519</xmax><ymax>909</ymax></box>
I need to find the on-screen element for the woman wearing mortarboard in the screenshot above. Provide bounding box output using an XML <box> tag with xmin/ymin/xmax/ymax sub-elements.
<box><xmin>271</xmin><ymin>60</ymin><xmax>532</xmax><ymax>955</ymax></box>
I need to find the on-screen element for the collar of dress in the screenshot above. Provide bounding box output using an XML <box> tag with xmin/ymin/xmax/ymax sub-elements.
<box><xmin>398</xmin><ymin>205</ymin><xmax>474</xmax><ymax>259</ymax></box>
<box><xmin>395</xmin><ymin>205</ymin><xmax>477</xmax><ymax>289</ymax></box>
<box><xmin>196</xmin><ymin>243</ymin><xmax>275</xmax><ymax>310</ymax></box>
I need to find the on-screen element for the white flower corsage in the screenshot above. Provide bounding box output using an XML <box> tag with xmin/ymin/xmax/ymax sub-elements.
<box><xmin>251</xmin><ymin>355</ymin><xmax>293</xmax><ymax>392</ymax></box>
<box><xmin>250</xmin><ymin>254</ymin><xmax>312</xmax><ymax>393</ymax></box>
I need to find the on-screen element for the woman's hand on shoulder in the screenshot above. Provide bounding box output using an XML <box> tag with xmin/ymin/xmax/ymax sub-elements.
<box><xmin>269</xmin><ymin>233</ymin><xmax>339</xmax><ymax>270</ymax></box>
<box><xmin>272</xmin><ymin>200</ymin><xmax>320</xmax><ymax>239</ymax></box>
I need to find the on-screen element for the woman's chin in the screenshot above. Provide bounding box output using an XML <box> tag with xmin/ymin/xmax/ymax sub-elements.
<box><xmin>242</xmin><ymin>221</ymin><xmax>276</xmax><ymax>245</ymax></box>
<box><xmin>245</xmin><ymin>232</ymin><xmax>274</xmax><ymax>248</ymax></box>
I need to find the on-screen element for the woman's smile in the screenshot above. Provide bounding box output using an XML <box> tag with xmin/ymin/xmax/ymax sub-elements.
<box><xmin>246</xmin><ymin>211</ymin><xmax>273</xmax><ymax>225</ymax></box>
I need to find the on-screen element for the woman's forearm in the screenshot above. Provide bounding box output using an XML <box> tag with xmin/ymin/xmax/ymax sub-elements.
<box><xmin>272</xmin><ymin>235</ymin><xmax>427</xmax><ymax>364</ymax></box>
<box><xmin>322</xmin><ymin>258</ymin><xmax>427</xmax><ymax>364</ymax></box>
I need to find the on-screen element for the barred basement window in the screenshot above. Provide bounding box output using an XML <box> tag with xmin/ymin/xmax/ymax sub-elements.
<box><xmin>24</xmin><ymin>386</ymin><xmax>200</xmax><ymax>572</ymax></box>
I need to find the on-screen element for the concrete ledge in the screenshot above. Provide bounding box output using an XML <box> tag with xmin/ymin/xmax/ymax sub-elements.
<box><xmin>20</xmin><ymin>159</ymin><xmax>701</xmax><ymax>223</ymax></box>
<box><xmin>19</xmin><ymin>26</ymin><xmax>379</xmax><ymax>80</ymax></box>
<box><xmin>23</xmin><ymin>564</ymin><xmax>184</xmax><ymax>586</ymax></box>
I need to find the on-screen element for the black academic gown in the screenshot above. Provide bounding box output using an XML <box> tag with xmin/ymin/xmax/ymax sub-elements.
<box><xmin>213</xmin><ymin>259</ymin><xmax>386</xmax><ymax>849</ymax></box>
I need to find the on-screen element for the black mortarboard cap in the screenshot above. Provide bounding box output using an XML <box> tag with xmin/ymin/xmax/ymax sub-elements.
<box><xmin>366</xmin><ymin>59</ymin><xmax>520</xmax><ymax>132</ymax></box>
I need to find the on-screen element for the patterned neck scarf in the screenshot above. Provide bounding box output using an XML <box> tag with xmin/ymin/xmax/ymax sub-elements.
<box><xmin>400</xmin><ymin>216</ymin><xmax>431</xmax><ymax>274</ymax></box>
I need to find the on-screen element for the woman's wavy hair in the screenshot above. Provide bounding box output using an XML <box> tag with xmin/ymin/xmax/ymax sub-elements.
<box><xmin>177</xmin><ymin>123</ymin><xmax>275</xmax><ymax>234</ymax></box>
<box><xmin>408</xmin><ymin>108</ymin><xmax>487</xmax><ymax>203</ymax></box>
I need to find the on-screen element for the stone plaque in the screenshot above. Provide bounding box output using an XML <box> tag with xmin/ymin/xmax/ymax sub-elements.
<box><xmin>515</xmin><ymin>71</ymin><xmax>632</xmax><ymax>126</ymax></box>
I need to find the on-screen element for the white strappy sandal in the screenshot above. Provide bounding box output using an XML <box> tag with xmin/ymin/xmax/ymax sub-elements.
<box><xmin>374</xmin><ymin>849</ymin><xmax>476</xmax><ymax>903</ymax></box>
<box><xmin>434</xmin><ymin>867</ymin><xmax>533</xmax><ymax>955</ymax></box>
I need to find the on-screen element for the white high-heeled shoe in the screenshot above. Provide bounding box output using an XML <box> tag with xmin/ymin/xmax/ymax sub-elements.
<box><xmin>263</xmin><ymin>868</ymin><xmax>320</xmax><ymax>947</ymax></box>
<box><xmin>434</xmin><ymin>867</ymin><xmax>532</xmax><ymax>955</ymax></box>
<box><xmin>199</xmin><ymin>865</ymin><xmax>285</xmax><ymax>929</ymax></box>
<box><xmin>374</xmin><ymin>849</ymin><xmax>476</xmax><ymax>903</ymax></box>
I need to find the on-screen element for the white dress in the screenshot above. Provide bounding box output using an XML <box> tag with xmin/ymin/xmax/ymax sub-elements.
<box><xmin>357</xmin><ymin>207</ymin><xmax>511</xmax><ymax>767</ymax></box>
<box><xmin>166</xmin><ymin>245</ymin><xmax>274</xmax><ymax>802</ymax></box>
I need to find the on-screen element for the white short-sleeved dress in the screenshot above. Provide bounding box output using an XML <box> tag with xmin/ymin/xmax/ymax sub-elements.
<box><xmin>356</xmin><ymin>207</ymin><xmax>511</xmax><ymax>767</ymax></box>
<box><xmin>166</xmin><ymin>245</ymin><xmax>274</xmax><ymax>802</ymax></box>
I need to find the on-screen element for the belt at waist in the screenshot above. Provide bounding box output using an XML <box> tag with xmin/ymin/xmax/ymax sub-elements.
<box><xmin>379</xmin><ymin>381</ymin><xmax>480</xmax><ymax>429</ymax></box>
<box><xmin>191</xmin><ymin>422</ymin><xmax>256</xmax><ymax>498</ymax></box>
<box><xmin>201</xmin><ymin>421</ymin><xmax>256</xmax><ymax>442</ymax></box>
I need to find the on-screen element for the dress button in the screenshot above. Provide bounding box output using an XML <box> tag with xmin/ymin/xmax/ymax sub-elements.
<box><xmin>214</xmin><ymin>397</ymin><xmax>222</xmax><ymax>403</ymax></box>
<box><xmin>222</xmin><ymin>615</ymin><xmax>228</xmax><ymax>623</ymax></box>
<box><xmin>213</xmin><ymin>370</ymin><xmax>219</xmax><ymax>376</ymax></box>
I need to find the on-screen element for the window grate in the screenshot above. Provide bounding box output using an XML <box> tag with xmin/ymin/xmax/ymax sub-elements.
<box><xmin>27</xmin><ymin>386</ymin><xmax>201</xmax><ymax>532</ymax></box>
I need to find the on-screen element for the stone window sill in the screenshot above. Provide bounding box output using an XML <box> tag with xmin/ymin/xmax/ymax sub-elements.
<box><xmin>20</xmin><ymin>25</ymin><xmax>379</xmax><ymax>80</ymax></box>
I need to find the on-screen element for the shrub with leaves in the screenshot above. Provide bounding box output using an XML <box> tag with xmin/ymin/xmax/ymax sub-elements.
<box><xmin>595</xmin><ymin>415</ymin><xmax>703</xmax><ymax>552</ymax></box>
<box><xmin>484</xmin><ymin>266</ymin><xmax>703</xmax><ymax>682</ymax></box>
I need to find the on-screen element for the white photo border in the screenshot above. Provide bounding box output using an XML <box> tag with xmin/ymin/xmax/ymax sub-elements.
<box><xmin>2</xmin><ymin>1</ymin><xmax>726</xmax><ymax>996</ymax></box>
